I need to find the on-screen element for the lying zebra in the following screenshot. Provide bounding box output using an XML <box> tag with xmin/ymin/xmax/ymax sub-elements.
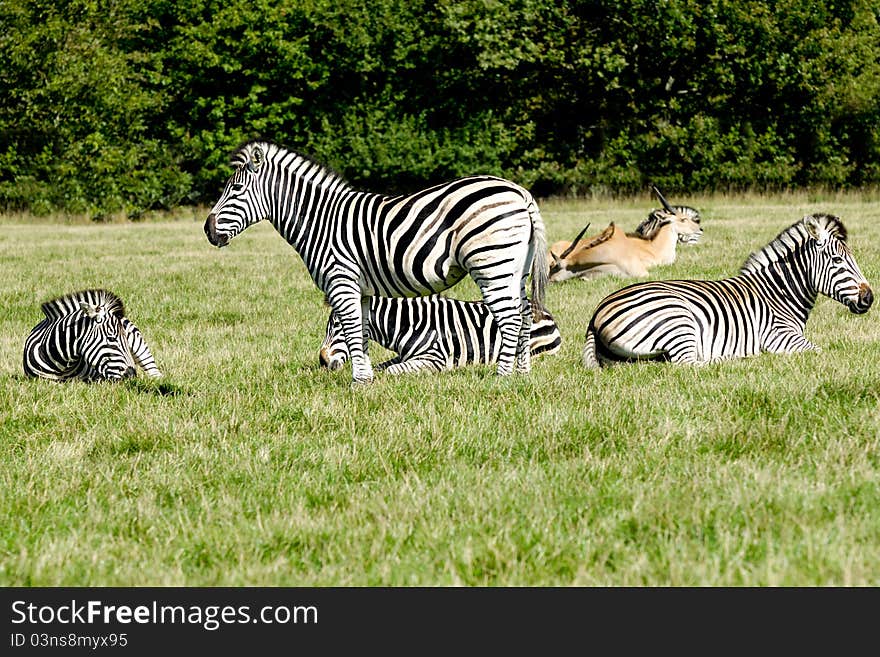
<box><xmin>320</xmin><ymin>294</ymin><xmax>562</xmax><ymax>374</ymax></box>
<box><xmin>583</xmin><ymin>213</ymin><xmax>873</xmax><ymax>367</ymax></box>
<box><xmin>630</xmin><ymin>185</ymin><xmax>702</xmax><ymax>244</ymax></box>
<box><xmin>23</xmin><ymin>289</ymin><xmax>162</xmax><ymax>382</ymax></box>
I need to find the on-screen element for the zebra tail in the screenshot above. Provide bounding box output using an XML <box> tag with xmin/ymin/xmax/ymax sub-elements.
<box><xmin>582</xmin><ymin>324</ymin><xmax>600</xmax><ymax>369</ymax></box>
<box><xmin>528</xmin><ymin>200</ymin><xmax>549</xmax><ymax>319</ymax></box>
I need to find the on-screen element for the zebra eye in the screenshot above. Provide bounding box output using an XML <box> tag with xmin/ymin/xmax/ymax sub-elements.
<box><xmin>231</xmin><ymin>183</ymin><xmax>244</xmax><ymax>192</ymax></box>
<box><xmin>832</xmin><ymin>255</ymin><xmax>844</xmax><ymax>265</ymax></box>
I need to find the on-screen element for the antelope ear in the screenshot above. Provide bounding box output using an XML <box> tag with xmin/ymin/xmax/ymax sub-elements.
<box><xmin>247</xmin><ymin>145</ymin><xmax>264</xmax><ymax>173</ymax></box>
<box><xmin>803</xmin><ymin>215</ymin><xmax>828</xmax><ymax>245</ymax></box>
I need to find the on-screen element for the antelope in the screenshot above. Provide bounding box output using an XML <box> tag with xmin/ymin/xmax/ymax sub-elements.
<box><xmin>548</xmin><ymin>186</ymin><xmax>703</xmax><ymax>282</ymax></box>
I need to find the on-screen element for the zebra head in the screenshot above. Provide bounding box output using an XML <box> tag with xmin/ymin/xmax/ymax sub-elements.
<box><xmin>205</xmin><ymin>142</ymin><xmax>270</xmax><ymax>247</ymax></box>
<box><xmin>77</xmin><ymin>299</ymin><xmax>138</xmax><ymax>381</ymax></box>
<box><xmin>803</xmin><ymin>214</ymin><xmax>873</xmax><ymax>315</ymax></box>
<box><xmin>638</xmin><ymin>186</ymin><xmax>703</xmax><ymax>244</ymax></box>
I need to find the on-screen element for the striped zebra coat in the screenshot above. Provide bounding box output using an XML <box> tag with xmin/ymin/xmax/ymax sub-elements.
<box><xmin>23</xmin><ymin>289</ymin><xmax>162</xmax><ymax>382</ymax></box>
<box><xmin>633</xmin><ymin>185</ymin><xmax>702</xmax><ymax>244</ymax></box>
<box><xmin>632</xmin><ymin>205</ymin><xmax>702</xmax><ymax>244</ymax></box>
<box><xmin>319</xmin><ymin>294</ymin><xmax>562</xmax><ymax>374</ymax></box>
<box><xmin>583</xmin><ymin>214</ymin><xmax>873</xmax><ymax>367</ymax></box>
<box><xmin>204</xmin><ymin>141</ymin><xmax>548</xmax><ymax>384</ymax></box>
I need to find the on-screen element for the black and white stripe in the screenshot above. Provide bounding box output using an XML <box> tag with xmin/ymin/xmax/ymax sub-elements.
<box><xmin>23</xmin><ymin>289</ymin><xmax>162</xmax><ymax>382</ymax></box>
<box><xmin>633</xmin><ymin>206</ymin><xmax>702</xmax><ymax>244</ymax></box>
<box><xmin>583</xmin><ymin>214</ymin><xmax>873</xmax><ymax>367</ymax></box>
<box><xmin>204</xmin><ymin>141</ymin><xmax>548</xmax><ymax>384</ymax></box>
<box><xmin>319</xmin><ymin>294</ymin><xmax>561</xmax><ymax>374</ymax></box>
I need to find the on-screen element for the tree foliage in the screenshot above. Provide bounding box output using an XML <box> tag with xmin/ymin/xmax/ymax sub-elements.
<box><xmin>1</xmin><ymin>0</ymin><xmax>879</xmax><ymax>216</ymax></box>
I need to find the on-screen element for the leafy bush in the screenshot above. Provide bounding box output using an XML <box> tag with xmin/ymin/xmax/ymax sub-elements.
<box><xmin>1</xmin><ymin>0</ymin><xmax>878</xmax><ymax>215</ymax></box>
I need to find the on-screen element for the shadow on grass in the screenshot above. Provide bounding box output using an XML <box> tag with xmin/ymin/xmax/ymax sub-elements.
<box><xmin>123</xmin><ymin>378</ymin><xmax>189</xmax><ymax>397</ymax></box>
<box><xmin>8</xmin><ymin>373</ymin><xmax>188</xmax><ymax>396</ymax></box>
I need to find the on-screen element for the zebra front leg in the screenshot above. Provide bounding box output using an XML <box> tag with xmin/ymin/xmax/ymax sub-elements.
<box><xmin>384</xmin><ymin>356</ymin><xmax>446</xmax><ymax>375</ymax></box>
<box><xmin>326</xmin><ymin>286</ymin><xmax>374</xmax><ymax>385</ymax></box>
<box><xmin>377</xmin><ymin>331</ymin><xmax>446</xmax><ymax>375</ymax></box>
<box><xmin>762</xmin><ymin>331</ymin><xmax>820</xmax><ymax>355</ymax></box>
<box><xmin>122</xmin><ymin>318</ymin><xmax>162</xmax><ymax>378</ymax></box>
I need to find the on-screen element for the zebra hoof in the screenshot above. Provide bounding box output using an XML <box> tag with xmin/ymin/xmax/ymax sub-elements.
<box><xmin>351</xmin><ymin>374</ymin><xmax>374</xmax><ymax>387</ymax></box>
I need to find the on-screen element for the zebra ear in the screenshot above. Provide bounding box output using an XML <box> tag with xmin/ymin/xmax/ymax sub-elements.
<box><xmin>247</xmin><ymin>146</ymin><xmax>264</xmax><ymax>173</ymax></box>
<box><xmin>803</xmin><ymin>215</ymin><xmax>828</xmax><ymax>245</ymax></box>
<box><xmin>79</xmin><ymin>302</ymin><xmax>107</xmax><ymax>322</ymax></box>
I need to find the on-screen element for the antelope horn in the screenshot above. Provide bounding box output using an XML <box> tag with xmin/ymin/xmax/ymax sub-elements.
<box><xmin>558</xmin><ymin>223</ymin><xmax>591</xmax><ymax>260</ymax></box>
<box><xmin>651</xmin><ymin>185</ymin><xmax>675</xmax><ymax>214</ymax></box>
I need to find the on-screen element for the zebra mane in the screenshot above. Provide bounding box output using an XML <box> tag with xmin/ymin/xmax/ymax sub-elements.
<box><xmin>41</xmin><ymin>289</ymin><xmax>125</xmax><ymax>319</ymax></box>
<box><xmin>232</xmin><ymin>140</ymin><xmax>352</xmax><ymax>191</ymax></box>
<box><xmin>740</xmin><ymin>214</ymin><xmax>848</xmax><ymax>274</ymax></box>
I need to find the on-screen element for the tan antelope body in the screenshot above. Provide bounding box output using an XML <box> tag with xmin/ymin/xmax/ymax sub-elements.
<box><xmin>548</xmin><ymin>187</ymin><xmax>703</xmax><ymax>283</ymax></box>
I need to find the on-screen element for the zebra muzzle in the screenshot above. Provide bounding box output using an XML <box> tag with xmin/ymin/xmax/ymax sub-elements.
<box><xmin>319</xmin><ymin>347</ymin><xmax>345</xmax><ymax>370</ymax></box>
<box><xmin>851</xmin><ymin>283</ymin><xmax>874</xmax><ymax>314</ymax></box>
<box><xmin>204</xmin><ymin>213</ymin><xmax>229</xmax><ymax>247</ymax></box>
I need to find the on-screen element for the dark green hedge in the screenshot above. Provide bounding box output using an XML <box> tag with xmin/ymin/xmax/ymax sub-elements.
<box><xmin>2</xmin><ymin>0</ymin><xmax>879</xmax><ymax>217</ymax></box>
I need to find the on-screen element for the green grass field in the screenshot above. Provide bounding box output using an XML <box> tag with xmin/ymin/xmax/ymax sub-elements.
<box><xmin>1</xmin><ymin>192</ymin><xmax>878</xmax><ymax>586</ymax></box>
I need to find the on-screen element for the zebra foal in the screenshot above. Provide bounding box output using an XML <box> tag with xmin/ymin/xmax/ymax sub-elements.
<box><xmin>319</xmin><ymin>294</ymin><xmax>562</xmax><ymax>374</ymax></box>
<box><xmin>204</xmin><ymin>141</ymin><xmax>548</xmax><ymax>385</ymax></box>
<box><xmin>583</xmin><ymin>213</ymin><xmax>873</xmax><ymax>367</ymax></box>
<box><xmin>23</xmin><ymin>289</ymin><xmax>162</xmax><ymax>382</ymax></box>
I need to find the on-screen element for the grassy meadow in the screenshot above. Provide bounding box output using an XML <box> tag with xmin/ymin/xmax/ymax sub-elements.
<box><xmin>1</xmin><ymin>192</ymin><xmax>879</xmax><ymax>586</ymax></box>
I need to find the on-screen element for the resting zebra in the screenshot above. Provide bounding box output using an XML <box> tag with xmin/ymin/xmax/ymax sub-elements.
<box><xmin>633</xmin><ymin>206</ymin><xmax>702</xmax><ymax>244</ymax></box>
<box><xmin>583</xmin><ymin>213</ymin><xmax>873</xmax><ymax>367</ymax></box>
<box><xmin>204</xmin><ymin>141</ymin><xmax>548</xmax><ymax>384</ymax></box>
<box><xmin>23</xmin><ymin>289</ymin><xmax>162</xmax><ymax>382</ymax></box>
<box><xmin>632</xmin><ymin>185</ymin><xmax>702</xmax><ymax>244</ymax></box>
<box><xmin>319</xmin><ymin>294</ymin><xmax>562</xmax><ymax>374</ymax></box>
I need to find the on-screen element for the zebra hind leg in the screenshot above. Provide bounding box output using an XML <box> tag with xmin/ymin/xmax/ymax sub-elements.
<box><xmin>473</xmin><ymin>273</ymin><xmax>523</xmax><ymax>376</ymax></box>
<box><xmin>514</xmin><ymin>294</ymin><xmax>533</xmax><ymax>373</ymax></box>
<box><xmin>664</xmin><ymin>333</ymin><xmax>702</xmax><ymax>364</ymax></box>
<box><xmin>483</xmin><ymin>295</ymin><xmax>522</xmax><ymax>376</ymax></box>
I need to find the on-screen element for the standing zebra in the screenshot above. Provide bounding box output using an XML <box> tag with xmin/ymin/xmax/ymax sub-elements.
<box><xmin>319</xmin><ymin>294</ymin><xmax>562</xmax><ymax>374</ymax></box>
<box><xmin>204</xmin><ymin>141</ymin><xmax>548</xmax><ymax>384</ymax></box>
<box><xmin>23</xmin><ymin>289</ymin><xmax>162</xmax><ymax>382</ymax></box>
<box><xmin>583</xmin><ymin>214</ymin><xmax>873</xmax><ymax>367</ymax></box>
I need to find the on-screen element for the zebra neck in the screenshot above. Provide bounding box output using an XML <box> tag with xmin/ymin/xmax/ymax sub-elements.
<box><xmin>265</xmin><ymin>167</ymin><xmax>374</xmax><ymax>277</ymax></box>
<box><xmin>31</xmin><ymin>344</ymin><xmax>83</xmax><ymax>380</ymax></box>
<box><xmin>742</xmin><ymin>259</ymin><xmax>816</xmax><ymax>328</ymax></box>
